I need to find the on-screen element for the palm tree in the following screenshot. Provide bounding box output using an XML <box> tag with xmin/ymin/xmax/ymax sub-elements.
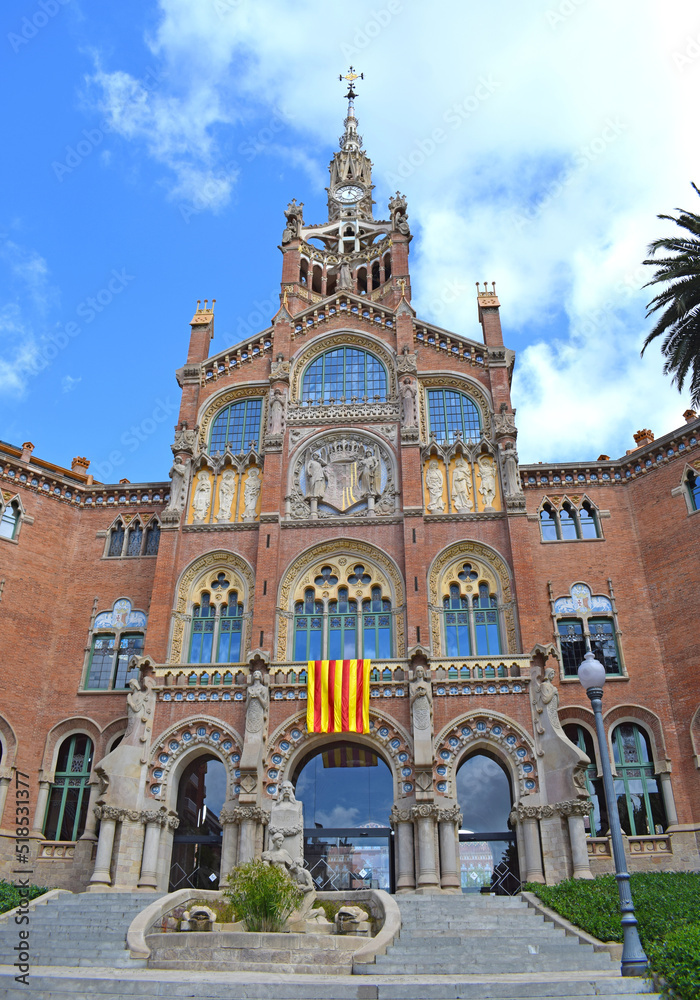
<box><xmin>642</xmin><ymin>182</ymin><xmax>700</xmax><ymax>408</ymax></box>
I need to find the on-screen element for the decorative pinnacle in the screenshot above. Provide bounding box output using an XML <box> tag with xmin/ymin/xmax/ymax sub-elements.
<box><xmin>338</xmin><ymin>67</ymin><xmax>364</xmax><ymax>151</ymax></box>
<box><xmin>476</xmin><ymin>282</ymin><xmax>497</xmax><ymax>297</ymax></box>
<box><xmin>339</xmin><ymin>66</ymin><xmax>363</xmax><ymax>102</ymax></box>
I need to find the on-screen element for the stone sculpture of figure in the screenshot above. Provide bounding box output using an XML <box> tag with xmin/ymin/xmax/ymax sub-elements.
<box><xmin>452</xmin><ymin>456</ymin><xmax>473</xmax><ymax>512</ymax></box>
<box><xmin>216</xmin><ymin>469</ymin><xmax>236</xmax><ymax>522</ymax></box>
<box><xmin>192</xmin><ymin>471</ymin><xmax>212</xmax><ymax>521</ymax></box>
<box><xmin>245</xmin><ymin>669</ymin><xmax>269</xmax><ymax>737</ymax></box>
<box><xmin>358</xmin><ymin>447</ymin><xmax>380</xmax><ymax>497</ymax></box>
<box><xmin>278</xmin><ymin>780</ymin><xmax>296</xmax><ymax>804</ymax></box>
<box><xmin>305</xmin><ymin>451</ymin><xmax>328</xmax><ymax>499</ymax></box>
<box><xmin>166</xmin><ymin>456</ymin><xmax>190</xmax><ymax>512</ymax></box>
<box><xmin>501</xmin><ymin>441</ymin><xmax>522</xmax><ymax>496</ymax></box>
<box><xmin>337</xmin><ymin>262</ymin><xmax>353</xmax><ymax>290</ymax></box>
<box><xmin>282</xmin><ymin>199</ymin><xmax>304</xmax><ymax>243</ymax></box>
<box><xmin>243</xmin><ymin>467</ymin><xmax>262</xmax><ymax>521</ymax></box>
<box><xmin>290</xmin><ymin>859</ymin><xmax>314</xmax><ymax>895</ymax></box>
<box><xmin>268</xmin><ymin>389</ymin><xmax>285</xmax><ymax>436</ymax></box>
<box><xmin>123</xmin><ymin>675</ymin><xmax>156</xmax><ymax>748</ymax></box>
<box><xmin>262</xmin><ymin>831</ymin><xmax>294</xmax><ymax>871</ymax></box>
<box><xmin>477</xmin><ymin>454</ymin><xmax>497</xmax><ymax>510</ymax></box>
<box><xmin>534</xmin><ymin>666</ymin><xmax>562</xmax><ymax>735</ymax></box>
<box><xmin>269</xmin><ymin>778</ymin><xmax>304</xmax><ymax>861</ymax></box>
<box><xmin>388</xmin><ymin>191</ymin><xmax>410</xmax><ymax>235</ymax></box>
<box><xmin>401</xmin><ymin>378</ymin><xmax>416</xmax><ymax>426</ymax></box>
<box><xmin>410</xmin><ymin>665</ymin><xmax>433</xmax><ymax>734</ymax></box>
<box><xmin>425</xmin><ymin>460</ymin><xmax>445</xmax><ymax>513</ymax></box>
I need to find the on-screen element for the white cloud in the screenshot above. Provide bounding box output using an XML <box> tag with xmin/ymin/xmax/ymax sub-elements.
<box><xmin>61</xmin><ymin>375</ymin><xmax>82</xmax><ymax>394</ymax></box>
<box><xmin>86</xmin><ymin>0</ymin><xmax>700</xmax><ymax>458</ymax></box>
<box><xmin>0</xmin><ymin>239</ymin><xmax>57</xmax><ymax>397</ymax></box>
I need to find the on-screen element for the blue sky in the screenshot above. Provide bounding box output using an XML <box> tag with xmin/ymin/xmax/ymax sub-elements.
<box><xmin>1</xmin><ymin>0</ymin><xmax>698</xmax><ymax>483</ymax></box>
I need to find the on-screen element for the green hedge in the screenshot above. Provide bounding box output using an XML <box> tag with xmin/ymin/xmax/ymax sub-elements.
<box><xmin>0</xmin><ymin>880</ymin><xmax>49</xmax><ymax>914</ymax></box>
<box><xmin>523</xmin><ymin>873</ymin><xmax>700</xmax><ymax>1000</ymax></box>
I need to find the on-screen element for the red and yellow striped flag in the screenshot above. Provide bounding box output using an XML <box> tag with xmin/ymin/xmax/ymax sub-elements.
<box><xmin>306</xmin><ymin>660</ymin><xmax>371</xmax><ymax>734</ymax></box>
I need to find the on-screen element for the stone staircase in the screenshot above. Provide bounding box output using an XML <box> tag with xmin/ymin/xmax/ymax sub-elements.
<box><xmin>361</xmin><ymin>893</ymin><xmax>618</xmax><ymax>976</ymax></box>
<box><xmin>0</xmin><ymin>890</ymin><xmax>661</xmax><ymax>999</ymax></box>
<box><xmin>0</xmin><ymin>891</ymin><xmax>153</xmax><ymax>969</ymax></box>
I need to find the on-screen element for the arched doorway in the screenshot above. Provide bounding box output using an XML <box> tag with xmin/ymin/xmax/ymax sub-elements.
<box><xmin>169</xmin><ymin>753</ymin><xmax>227</xmax><ymax>890</ymax></box>
<box><xmin>292</xmin><ymin>741</ymin><xmax>394</xmax><ymax>892</ymax></box>
<box><xmin>456</xmin><ymin>752</ymin><xmax>520</xmax><ymax>894</ymax></box>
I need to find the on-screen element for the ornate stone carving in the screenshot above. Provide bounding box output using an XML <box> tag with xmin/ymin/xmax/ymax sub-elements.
<box><xmin>451</xmin><ymin>456</ymin><xmax>473</xmax><ymax>513</ymax></box>
<box><xmin>124</xmin><ymin>675</ymin><xmax>156</xmax><ymax>760</ymax></box>
<box><xmin>171</xmin><ymin>551</ymin><xmax>254</xmax><ymax>662</ymax></box>
<box><xmin>242</xmin><ymin>468</ymin><xmax>262</xmax><ymax>521</ymax></box>
<box><xmin>172</xmin><ymin>423</ymin><xmax>199</xmax><ymax>455</ymax></box>
<box><xmin>282</xmin><ymin>199</ymin><xmax>304</xmax><ymax>243</ymax></box>
<box><xmin>245</xmin><ymin>670</ymin><xmax>269</xmax><ymax>737</ymax></box>
<box><xmin>270</xmin><ymin>356</ymin><xmax>291</xmax><ymax>383</ymax></box>
<box><xmin>477</xmin><ymin>454</ymin><xmax>497</xmax><ymax>510</ymax></box>
<box><xmin>216</xmin><ymin>469</ymin><xmax>236</xmax><ymax>523</ymax></box>
<box><xmin>437</xmin><ymin>805</ymin><xmax>463</xmax><ymax>824</ymax></box>
<box><xmin>396</xmin><ymin>347</ymin><xmax>418</xmax><ymax>376</ymax></box>
<box><xmin>410</xmin><ymin>665</ymin><xmax>433</xmax><ymax>769</ymax></box>
<box><xmin>141</xmin><ymin>808</ymin><xmax>169</xmax><ymax>826</ymax></box>
<box><xmin>411</xmin><ymin>803</ymin><xmax>439</xmax><ymax>820</ymax></box>
<box><xmin>267</xmin><ymin>388</ymin><xmax>286</xmax><ymax>437</ymax></box>
<box><xmin>425</xmin><ymin>460</ymin><xmax>445</xmax><ymax>513</ymax></box>
<box><xmin>389</xmin><ymin>191</ymin><xmax>410</xmax><ymax>235</ymax></box>
<box><xmin>390</xmin><ymin>805</ymin><xmax>413</xmax><ymax>824</ymax></box>
<box><xmin>400</xmin><ymin>378</ymin><xmax>417</xmax><ymax>427</ymax></box>
<box><xmin>164</xmin><ymin>456</ymin><xmax>190</xmax><ymax>516</ymax></box>
<box><xmin>533</xmin><ymin>667</ymin><xmax>561</xmax><ymax>737</ymax></box>
<box><xmin>494</xmin><ymin>406</ymin><xmax>517</xmax><ymax>439</ymax></box>
<box><xmin>267</xmin><ymin>781</ymin><xmax>303</xmax><ymax>861</ymax></box>
<box><xmin>192</xmin><ymin>471</ymin><xmax>212</xmax><ymax>522</ymax></box>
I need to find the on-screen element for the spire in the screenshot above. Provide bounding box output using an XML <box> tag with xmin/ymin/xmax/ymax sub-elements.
<box><xmin>339</xmin><ymin>66</ymin><xmax>364</xmax><ymax>153</ymax></box>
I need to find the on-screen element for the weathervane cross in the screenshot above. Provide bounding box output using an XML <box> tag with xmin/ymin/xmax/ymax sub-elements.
<box><xmin>339</xmin><ymin>66</ymin><xmax>363</xmax><ymax>99</ymax></box>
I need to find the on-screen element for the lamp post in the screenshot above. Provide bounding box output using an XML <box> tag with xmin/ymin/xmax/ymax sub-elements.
<box><xmin>577</xmin><ymin>651</ymin><xmax>648</xmax><ymax>977</ymax></box>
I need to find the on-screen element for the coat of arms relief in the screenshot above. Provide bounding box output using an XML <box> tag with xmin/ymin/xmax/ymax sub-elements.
<box><xmin>288</xmin><ymin>433</ymin><xmax>396</xmax><ymax>519</ymax></box>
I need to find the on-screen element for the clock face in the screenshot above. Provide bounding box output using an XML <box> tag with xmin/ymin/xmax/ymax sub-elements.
<box><xmin>335</xmin><ymin>184</ymin><xmax>364</xmax><ymax>204</ymax></box>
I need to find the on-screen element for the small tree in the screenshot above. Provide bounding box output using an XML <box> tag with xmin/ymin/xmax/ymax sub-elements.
<box><xmin>223</xmin><ymin>860</ymin><xmax>303</xmax><ymax>933</ymax></box>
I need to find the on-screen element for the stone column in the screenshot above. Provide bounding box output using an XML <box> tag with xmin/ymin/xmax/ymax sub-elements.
<box><xmin>31</xmin><ymin>780</ymin><xmax>51</xmax><ymax>836</ymax></box>
<box><xmin>235</xmin><ymin>806</ymin><xmax>266</xmax><ymax>863</ymax></box>
<box><xmin>155</xmin><ymin>815</ymin><xmax>178</xmax><ymax>892</ymax></box>
<box><xmin>88</xmin><ymin>805</ymin><xmax>119</xmax><ymax>888</ymax></box>
<box><xmin>138</xmin><ymin>811</ymin><xmax>165</xmax><ymax>889</ymax></box>
<box><xmin>0</xmin><ymin>775</ymin><xmax>12</xmax><ymax>829</ymax></box>
<box><xmin>412</xmin><ymin>805</ymin><xmax>440</xmax><ymax>891</ymax></box>
<box><xmin>518</xmin><ymin>808</ymin><xmax>545</xmax><ymax>884</ymax></box>
<box><xmin>438</xmin><ymin>805</ymin><xmax>462</xmax><ymax>892</ymax></box>
<box><xmin>566</xmin><ymin>809</ymin><xmax>594</xmax><ymax>880</ymax></box>
<box><xmin>79</xmin><ymin>781</ymin><xmax>101</xmax><ymax>841</ymax></box>
<box><xmin>658</xmin><ymin>772</ymin><xmax>678</xmax><ymax>827</ymax></box>
<box><xmin>220</xmin><ymin>807</ymin><xmax>240</xmax><ymax>878</ymax></box>
<box><xmin>390</xmin><ymin>806</ymin><xmax>415</xmax><ymax>891</ymax></box>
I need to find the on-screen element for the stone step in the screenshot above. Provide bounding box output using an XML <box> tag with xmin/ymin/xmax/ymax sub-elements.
<box><xmin>0</xmin><ymin>970</ymin><xmax>661</xmax><ymax>1000</ymax></box>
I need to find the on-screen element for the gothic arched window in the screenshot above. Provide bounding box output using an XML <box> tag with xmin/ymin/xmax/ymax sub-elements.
<box><xmin>145</xmin><ymin>521</ymin><xmax>160</xmax><ymax>555</ymax></box>
<box><xmin>108</xmin><ymin>520</ymin><xmax>125</xmax><ymax>556</ymax></box>
<box><xmin>579</xmin><ymin>501</ymin><xmax>599</xmax><ymax>538</ymax></box>
<box><xmin>539</xmin><ymin>498</ymin><xmax>602</xmax><ymax>541</ymax></box>
<box><xmin>209</xmin><ymin>398</ymin><xmax>263</xmax><ymax>455</ymax></box>
<box><xmin>43</xmin><ymin>734</ymin><xmax>94</xmax><ymax>842</ymax></box>
<box><xmin>0</xmin><ymin>499</ymin><xmax>20</xmax><ymax>540</ymax></box>
<box><xmin>427</xmin><ymin>389</ymin><xmax>481</xmax><ymax>443</ymax></box>
<box><xmin>611</xmin><ymin>723</ymin><xmax>666</xmax><ymax>836</ymax></box>
<box><xmin>301</xmin><ymin>348</ymin><xmax>387</xmax><ymax>403</ymax></box>
<box><xmin>126</xmin><ymin>520</ymin><xmax>144</xmax><ymax>556</ymax></box>
<box><xmin>189</xmin><ymin>588</ymin><xmax>247</xmax><ymax>664</ymax></box>
<box><xmin>442</xmin><ymin>564</ymin><xmax>502</xmax><ymax>657</ymax></box>
<box><xmin>559</xmin><ymin>503</ymin><xmax>578</xmax><ymax>540</ymax></box>
<box><xmin>539</xmin><ymin>504</ymin><xmax>558</xmax><ymax>541</ymax></box>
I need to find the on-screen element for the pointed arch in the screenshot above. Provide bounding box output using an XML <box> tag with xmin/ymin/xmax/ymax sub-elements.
<box><xmin>147</xmin><ymin>716</ymin><xmax>244</xmax><ymax>810</ymax></box>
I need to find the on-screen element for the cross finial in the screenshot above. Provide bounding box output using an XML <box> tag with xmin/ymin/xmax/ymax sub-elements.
<box><xmin>339</xmin><ymin>66</ymin><xmax>363</xmax><ymax>100</ymax></box>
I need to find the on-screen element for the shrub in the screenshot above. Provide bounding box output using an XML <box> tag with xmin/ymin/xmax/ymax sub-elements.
<box><xmin>523</xmin><ymin>872</ymin><xmax>700</xmax><ymax>948</ymax></box>
<box><xmin>0</xmin><ymin>881</ymin><xmax>50</xmax><ymax>915</ymax></box>
<box><xmin>223</xmin><ymin>860</ymin><xmax>303</xmax><ymax>933</ymax></box>
<box><xmin>648</xmin><ymin>922</ymin><xmax>700</xmax><ymax>1000</ymax></box>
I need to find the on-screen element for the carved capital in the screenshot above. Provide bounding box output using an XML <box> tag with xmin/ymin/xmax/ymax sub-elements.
<box><xmin>141</xmin><ymin>809</ymin><xmax>168</xmax><ymax>827</ymax></box>
<box><xmin>411</xmin><ymin>803</ymin><xmax>439</xmax><ymax>820</ymax></box>
<box><xmin>437</xmin><ymin>805</ymin><xmax>463</xmax><ymax>825</ymax></box>
<box><xmin>389</xmin><ymin>805</ymin><xmax>413</xmax><ymax>825</ymax></box>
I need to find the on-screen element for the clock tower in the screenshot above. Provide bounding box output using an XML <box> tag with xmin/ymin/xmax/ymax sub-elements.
<box><xmin>327</xmin><ymin>68</ymin><xmax>374</xmax><ymax>223</ymax></box>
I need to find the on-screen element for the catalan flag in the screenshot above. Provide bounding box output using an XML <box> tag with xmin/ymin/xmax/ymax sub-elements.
<box><xmin>322</xmin><ymin>746</ymin><xmax>377</xmax><ymax>768</ymax></box>
<box><xmin>306</xmin><ymin>659</ymin><xmax>371</xmax><ymax>734</ymax></box>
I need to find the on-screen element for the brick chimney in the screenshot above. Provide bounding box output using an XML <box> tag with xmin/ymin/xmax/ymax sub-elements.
<box><xmin>683</xmin><ymin>409</ymin><xmax>698</xmax><ymax>424</ymax></box>
<box><xmin>71</xmin><ymin>456</ymin><xmax>90</xmax><ymax>474</ymax></box>
<box><xmin>633</xmin><ymin>429</ymin><xmax>654</xmax><ymax>448</ymax></box>
<box><xmin>21</xmin><ymin>442</ymin><xmax>34</xmax><ymax>463</ymax></box>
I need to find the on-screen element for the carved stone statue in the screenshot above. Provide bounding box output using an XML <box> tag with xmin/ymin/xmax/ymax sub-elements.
<box><xmin>123</xmin><ymin>675</ymin><xmax>157</xmax><ymax>750</ymax></box>
<box><xmin>305</xmin><ymin>451</ymin><xmax>328</xmax><ymax>499</ymax></box>
<box><xmin>282</xmin><ymin>199</ymin><xmax>304</xmax><ymax>243</ymax></box>
<box><xmin>166</xmin><ymin>456</ymin><xmax>190</xmax><ymax>512</ymax></box>
<box><xmin>192</xmin><ymin>471</ymin><xmax>212</xmax><ymax>522</ymax></box>
<box><xmin>337</xmin><ymin>262</ymin><xmax>353</xmax><ymax>290</ymax></box>
<box><xmin>410</xmin><ymin>665</ymin><xmax>433</xmax><ymax>768</ymax></box>
<box><xmin>268</xmin><ymin>780</ymin><xmax>303</xmax><ymax>861</ymax></box>
<box><xmin>389</xmin><ymin>191</ymin><xmax>410</xmax><ymax>235</ymax></box>
<box><xmin>357</xmin><ymin>446</ymin><xmax>381</xmax><ymax>498</ymax></box>
<box><xmin>245</xmin><ymin>669</ymin><xmax>269</xmax><ymax>738</ymax></box>
<box><xmin>268</xmin><ymin>389</ymin><xmax>286</xmax><ymax>436</ymax></box>
<box><xmin>262</xmin><ymin>830</ymin><xmax>294</xmax><ymax>871</ymax></box>
<box><xmin>216</xmin><ymin>469</ymin><xmax>236</xmax><ymax>522</ymax></box>
<box><xmin>172</xmin><ymin>422</ymin><xmax>199</xmax><ymax>455</ymax></box>
<box><xmin>243</xmin><ymin>468</ymin><xmax>262</xmax><ymax>521</ymax></box>
<box><xmin>401</xmin><ymin>378</ymin><xmax>416</xmax><ymax>426</ymax></box>
<box><xmin>477</xmin><ymin>454</ymin><xmax>497</xmax><ymax>510</ymax></box>
<box><xmin>501</xmin><ymin>441</ymin><xmax>522</xmax><ymax>496</ymax></box>
<box><xmin>425</xmin><ymin>460</ymin><xmax>445</xmax><ymax>513</ymax></box>
<box><xmin>452</xmin><ymin>456</ymin><xmax>473</xmax><ymax>512</ymax></box>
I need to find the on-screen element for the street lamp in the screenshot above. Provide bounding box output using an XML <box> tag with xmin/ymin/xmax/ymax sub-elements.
<box><xmin>577</xmin><ymin>651</ymin><xmax>648</xmax><ymax>977</ymax></box>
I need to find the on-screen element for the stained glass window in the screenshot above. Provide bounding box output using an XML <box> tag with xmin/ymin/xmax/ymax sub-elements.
<box><xmin>443</xmin><ymin>580</ymin><xmax>501</xmax><ymax>656</ymax></box>
<box><xmin>302</xmin><ymin>348</ymin><xmax>387</xmax><ymax>403</ymax></box>
<box><xmin>427</xmin><ymin>389</ymin><xmax>481</xmax><ymax>443</ymax></box>
<box><xmin>444</xmin><ymin>583</ymin><xmax>471</xmax><ymax>656</ymax></box>
<box><xmin>43</xmin><ymin>735</ymin><xmax>94</xmax><ymax>842</ymax></box>
<box><xmin>293</xmin><ymin>583</ymin><xmax>393</xmax><ymax>660</ymax></box>
<box><xmin>209</xmin><ymin>398</ymin><xmax>263</xmax><ymax>454</ymax></box>
<box><xmin>611</xmin><ymin>724</ymin><xmax>666</xmax><ymax>836</ymax></box>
